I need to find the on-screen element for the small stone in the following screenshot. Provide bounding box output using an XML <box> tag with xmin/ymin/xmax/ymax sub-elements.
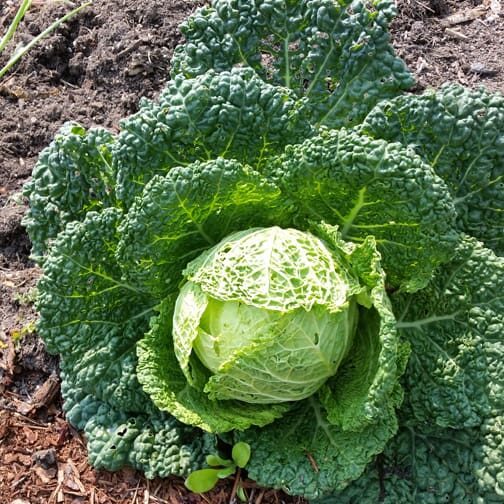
<box><xmin>33</xmin><ymin>447</ymin><xmax>57</xmax><ymax>469</ymax></box>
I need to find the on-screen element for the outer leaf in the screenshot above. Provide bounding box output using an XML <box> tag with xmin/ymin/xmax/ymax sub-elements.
<box><xmin>23</xmin><ymin>123</ymin><xmax>116</xmax><ymax>260</ymax></box>
<box><xmin>36</xmin><ymin>208</ymin><xmax>152</xmax><ymax>412</ymax></box>
<box><xmin>323</xmin><ymin>237</ymin><xmax>504</xmax><ymax>502</ymax></box>
<box><xmin>37</xmin><ymin>209</ymin><xmax>217</xmax><ymax>478</ymax></box>
<box><xmin>113</xmin><ymin>67</ymin><xmax>311</xmax><ymax>206</ymax></box>
<box><xmin>238</xmin><ymin>397</ymin><xmax>399</xmax><ymax>499</ymax></box>
<box><xmin>117</xmin><ymin>158</ymin><xmax>290</xmax><ymax>298</ymax></box>
<box><xmin>269</xmin><ymin>128</ymin><xmax>459</xmax><ymax>292</ymax></box>
<box><xmin>171</xmin><ymin>0</ymin><xmax>413</xmax><ymax>128</ymax></box>
<box><xmin>315</xmin><ymin>422</ymin><xmax>504</xmax><ymax>504</ymax></box>
<box><xmin>361</xmin><ymin>84</ymin><xmax>504</xmax><ymax>255</ymax></box>
<box><xmin>316</xmin><ymin>232</ymin><xmax>410</xmax><ymax>431</ymax></box>
<box><xmin>393</xmin><ymin>237</ymin><xmax>504</xmax><ymax>430</ymax></box>
<box><xmin>61</xmin><ymin>373</ymin><xmax>215</xmax><ymax>479</ymax></box>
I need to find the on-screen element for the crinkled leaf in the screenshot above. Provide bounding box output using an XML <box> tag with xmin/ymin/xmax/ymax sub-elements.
<box><xmin>362</xmin><ymin>84</ymin><xmax>504</xmax><ymax>255</ymax></box>
<box><xmin>238</xmin><ymin>397</ymin><xmax>399</xmax><ymax>499</ymax></box>
<box><xmin>184</xmin><ymin>226</ymin><xmax>359</xmax><ymax>311</ymax></box>
<box><xmin>393</xmin><ymin>237</ymin><xmax>504</xmax><ymax>430</ymax></box>
<box><xmin>61</xmin><ymin>371</ymin><xmax>215</xmax><ymax>479</ymax></box>
<box><xmin>23</xmin><ymin>123</ymin><xmax>116</xmax><ymax>260</ymax></box>
<box><xmin>323</xmin><ymin>237</ymin><xmax>504</xmax><ymax>502</ymax></box>
<box><xmin>322</xmin><ymin>417</ymin><xmax>504</xmax><ymax>503</ymax></box>
<box><xmin>171</xmin><ymin>0</ymin><xmax>413</xmax><ymax>128</ymax></box>
<box><xmin>113</xmin><ymin>68</ymin><xmax>311</xmax><ymax>205</ymax></box>
<box><xmin>315</xmin><ymin>232</ymin><xmax>410</xmax><ymax>431</ymax></box>
<box><xmin>269</xmin><ymin>128</ymin><xmax>459</xmax><ymax>291</ymax></box>
<box><xmin>117</xmin><ymin>158</ymin><xmax>291</xmax><ymax>298</ymax></box>
<box><xmin>36</xmin><ymin>208</ymin><xmax>153</xmax><ymax>412</ymax></box>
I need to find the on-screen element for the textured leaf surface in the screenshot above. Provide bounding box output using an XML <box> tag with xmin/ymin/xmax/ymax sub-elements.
<box><xmin>184</xmin><ymin>227</ymin><xmax>358</xmax><ymax>311</ymax></box>
<box><xmin>237</xmin><ymin>236</ymin><xmax>408</xmax><ymax>498</ymax></box>
<box><xmin>117</xmin><ymin>158</ymin><xmax>290</xmax><ymax>298</ymax></box>
<box><xmin>171</xmin><ymin>0</ymin><xmax>413</xmax><ymax>128</ymax></box>
<box><xmin>113</xmin><ymin>68</ymin><xmax>311</xmax><ymax>205</ymax></box>
<box><xmin>320</xmin><ymin>237</ymin><xmax>504</xmax><ymax>502</ymax></box>
<box><xmin>393</xmin><ymin>237</ymin><xmax>504</xmax><ymax>430</ymax></box>
<box><xmin>37</xmin><ymin>208</ymin><xmax>217</xmax><ymax>479</ymax></box>
<box><xmin>177</xmin><ymin>227</ymin><xmax>359</xmax><ymax>404</ymax></box>
<box><xmin>269</xmin><ymin>128</ymin><xmax>459</xmax><ymax>291</ymax></box>
<box><xmin>23</xmin><ymin>123</ymin><xmax>116</xmax><ymax>260</ymax></box>
<box><xmin>316</xmin><ymin>233</ymin><xmax>409</xmax><ymax>431</ymax></box>
<box><xmin>61</xmin><ymin>371</ymin><xmax>215</xmax><ymax>479</ymax></box>
<box><xmin>36</xmin><ymin>208</ymin><xmax>152</xmax><ymax>411</ymax></box>
<box><xmin>239</xmin><ymin>398</ymin><xmax>399</xmax><ymax>499</ymax></box>
<box><xmin>315</xmin><ymin>421</ymin><xmax>503</xmax><ymax>504</ymax></box>
<box><xmin>362</xmin><ymin>85</ymin><xmax>504</xmax><ymax>255</ymax></box>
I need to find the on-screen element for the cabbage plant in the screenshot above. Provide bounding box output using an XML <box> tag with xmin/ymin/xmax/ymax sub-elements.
<box><xmin>23</xmin><ymin>0</ymin><xmax>504</xmax><ymax>501</ymax></box>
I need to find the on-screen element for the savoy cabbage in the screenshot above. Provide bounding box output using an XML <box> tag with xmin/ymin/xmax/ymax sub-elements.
<box><xmin>23</xmin><ymin>0</ymin><xmax>504</xmax><ymax>501</ymax></box>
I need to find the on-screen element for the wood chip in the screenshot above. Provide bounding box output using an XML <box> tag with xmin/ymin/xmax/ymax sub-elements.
<box><xmin>34</xmin><ymin>465</ymin><xmax>57</xmax><ymax>484</ymax></box>
<box><xmin>440</xmin><ymin>6</ymin><xmax>487</xmax><ymax>27</ymax></box>
<box><xmin>445</xmin><ymin>28</ymin><xmax>469</xmax><ymax>40</ymax></box>
<box><xmin>4</xmin><ymin>452</ymin><xmax>32</xmax><ymax>466</ymax></box>
<box><xmin>30</xmin><ymin>373</ymin><xmax>60</xmax><ymax>408</ymax></box>
<box><xmin>17</xmin><ymin>373</ymin><xmax>60</xmax><ymax>415</ymax></box>
<box><xmin>0</xmin><ymin>409</ymin><xmax>12</xmax><ymax>439</ymax></box>
<box><xmin>23</xmin><ymin>426</ymin><xmax>39</xmax><ymax>444</ymax></box>
<box><xmin>66</xmin><ymin>459</ymin><xmax>86</xmax><ymax>493</ymax></box>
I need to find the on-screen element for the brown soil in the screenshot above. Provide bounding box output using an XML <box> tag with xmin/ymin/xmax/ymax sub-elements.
<box><xmin>0</xmin><ymin>0</ymin><xmax>502</xmax><ymax>503</ymax></box>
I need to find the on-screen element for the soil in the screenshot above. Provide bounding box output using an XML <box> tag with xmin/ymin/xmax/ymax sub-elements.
<box><xmin>0</xmin><ymin>0</ymin><xmax>502</xmax><ymax>503</ymax></box>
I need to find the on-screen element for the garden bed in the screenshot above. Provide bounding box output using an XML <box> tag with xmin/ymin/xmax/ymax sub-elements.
<box><xmin>1</xmin><ymin>0</ymin><xmax>502</xmax><ymax>502</ymax></box>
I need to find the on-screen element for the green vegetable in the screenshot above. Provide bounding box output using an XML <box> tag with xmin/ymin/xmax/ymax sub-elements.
<box><xmin>23</xmin><ymin>0</ymin><xmax>503</xmax><ymax>501</ymax></box>
<box><xmin>171</xmin><ymin>0</ymin><xmax>413</xmax><ymax>128</ymax></box>
<box><xmin>360</xmin><ymin>84</ymin><xmax>504</xmax><ymax>255</ymax></box>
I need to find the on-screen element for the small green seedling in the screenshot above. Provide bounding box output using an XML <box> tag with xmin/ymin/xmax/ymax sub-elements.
<box><xmin>185</xmin><ymin>442</ymin><xmax>251</xmax><ymax>499</ymax></box>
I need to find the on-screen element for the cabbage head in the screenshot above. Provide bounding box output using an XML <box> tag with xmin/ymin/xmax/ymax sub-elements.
<box><xmin>175</xmin><ymin>227</ymin><xmax>359</xmax><ymax>404</ymax></box>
